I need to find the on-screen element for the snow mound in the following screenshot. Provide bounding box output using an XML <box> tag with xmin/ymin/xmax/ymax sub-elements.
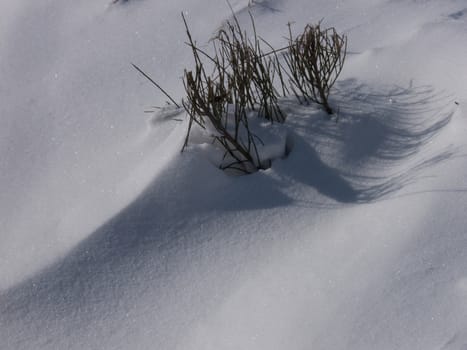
<box><xmin>1</xmin><ymin>0</ymin><xmax>467</xmax><ymax>349</ymax></box>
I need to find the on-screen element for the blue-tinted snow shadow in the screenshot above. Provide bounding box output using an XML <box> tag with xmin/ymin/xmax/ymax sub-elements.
<box><xmin>271</xmin><ymin>79</ymin><xmax>456</xmax><ymax>205</ymax></box>
<box><xmin>0</xmin><ymin>151</ymin><xmax>292</xmax><ymax>331</ymax></box>
<box><xmin>448</xmin><ymin>8</ymin><xmax>467</xmax><ymax>20</ymax></box>
<box><xmin>276</xmin><ymin>132</ymin><xmax>361</xmax><ymax>203</ymax></box>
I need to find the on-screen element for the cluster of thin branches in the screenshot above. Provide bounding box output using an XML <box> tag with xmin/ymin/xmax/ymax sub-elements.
<box><xmin>216</xmin><ymin>16</ymin><xmax>286</xmax><ymax>123</ymax></box>
<box><xmin>181</xmin><ymin>12</ymin><xmax>285</xmax><ymax>173</ymax></box>
<box><xmin>284</xmin><ymin>23</ymin><xmax>347</xmax><ymax>114</ymax></box>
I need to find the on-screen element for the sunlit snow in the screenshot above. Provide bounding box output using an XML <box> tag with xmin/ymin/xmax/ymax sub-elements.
<box><xmin>1</xmin><ymin>0</ymin><xmax>467</xmax><ymax>349</ymax></box>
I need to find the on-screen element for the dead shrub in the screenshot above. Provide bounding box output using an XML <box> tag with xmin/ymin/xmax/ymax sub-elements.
<box><xmin>133</xmin><ymin>11</ymin><xmax>347</xmax><ymax>173</ymax></box>
<box><xmin>181</xmin><ymin>12</ymin><xmax>284</xmax><ymax>173</ymax></box>
<box><xmin>284</xmin><ymin>23</ymin><xmax>347</xmax><ymax>114</ymax></box>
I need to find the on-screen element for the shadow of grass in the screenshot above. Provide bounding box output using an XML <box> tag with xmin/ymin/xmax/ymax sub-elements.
<box><xmin>273</xmin><ymin>79</ymin><xmax>457</xmax><ymax>205</ymax></box>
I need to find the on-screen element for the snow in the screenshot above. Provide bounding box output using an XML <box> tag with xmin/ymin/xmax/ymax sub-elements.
<box><xmin>1</xmin><ymin>0</ymin><xmax>467</xmax><ymax>349</ymax></box>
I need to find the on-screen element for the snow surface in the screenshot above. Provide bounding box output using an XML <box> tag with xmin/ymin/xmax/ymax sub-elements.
<box><xmin>1</xmin><ymin>0</ymin><xmax>467</xmax><ymax>349</ymax></box>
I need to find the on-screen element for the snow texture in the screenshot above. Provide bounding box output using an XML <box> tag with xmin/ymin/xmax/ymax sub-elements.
<box><xmin>1</xmin><ymin>0</ymin><xmax>467</xmax><ymax>349</ymax></box>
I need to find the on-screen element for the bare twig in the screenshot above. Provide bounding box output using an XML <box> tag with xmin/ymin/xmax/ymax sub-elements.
<box><xmin>132</xmin><ymin>63</ymin><xmax>180</xmax><ymax>108</ymax></box>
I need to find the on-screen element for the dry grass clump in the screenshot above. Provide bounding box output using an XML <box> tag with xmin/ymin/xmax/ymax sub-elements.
<box><xmin>215</xmin><ymin>16</ymin><xmax>285</xmax><ymax>123</ymax></box>
<box><xmin>181</xmin><ymin>13</ymin><xmax>284</xmax><ymax>173</ymax></box>
<box><xmin>134</xmin><ymin>10</ymin><xmax>347</xmax><ymax>173</ymax></box>
<box><xmin>284</xmin><ymin>23</ymin><xmax>347</xmax><ymax>114</ymax></box>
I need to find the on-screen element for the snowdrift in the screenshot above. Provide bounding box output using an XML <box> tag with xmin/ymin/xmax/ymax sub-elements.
<box><xmin>1</xmin><ymin>0</ymin><xmax>467</xmax><ymax>349</ymax></box>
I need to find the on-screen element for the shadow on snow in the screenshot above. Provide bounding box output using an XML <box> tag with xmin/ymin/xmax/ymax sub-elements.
<box><xmin>0</xmin><ymin>80</ymin><xmax>459</xmax><ymax>339</ymax></box>
<box><xmin>275</xmin><ymin>78</ymin><xmax>456</xmax><ymax>205</ymax></box>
